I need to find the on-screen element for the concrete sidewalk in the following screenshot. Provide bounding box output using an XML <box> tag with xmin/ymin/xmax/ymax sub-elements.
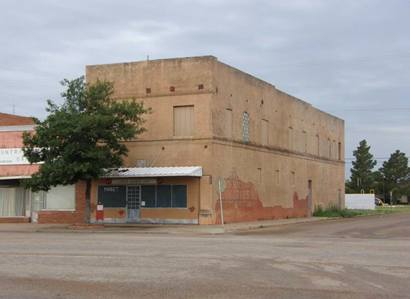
<box><xmin>0</xmin><ymin>217</ymin><xmax>327</xmax><ymax>235</ymax></box>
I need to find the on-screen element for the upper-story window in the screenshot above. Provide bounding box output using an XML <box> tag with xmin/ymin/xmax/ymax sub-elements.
<box><xmin>242</xmin><ymin>112</ymin><xmax>250</xmax><ymax>143</ymax></box>
<box><xmin>174</xmin><ymin>105</ymin><xmax>194</xmax><ymax>137</ymax></box>
<box><xmin>328</xmin><ymin>138</ymin><xmax>331</xmax><ymax>158</ymax></box>
<box><xmin>225</xmin><ymin>108</ymin><xmax>233</xmax><ymax>138</ymax></box>
<box><xmin>338</xmin><ymin>142</ymin><xmax>342</xmax><ymax>160</ymax></box>
<box><xmin>261</xmin><ymin>119</ymin><xmax>269</xmax><ymax>146</ymax></box>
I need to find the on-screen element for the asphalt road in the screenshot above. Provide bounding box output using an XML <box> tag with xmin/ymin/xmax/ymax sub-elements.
<box><xmin>1</xmin><ymin>213</ymin><xmax>410</xmax><ymax>299</ymax></box>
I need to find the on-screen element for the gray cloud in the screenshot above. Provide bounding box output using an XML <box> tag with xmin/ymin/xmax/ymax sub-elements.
<box><xmin>1</xmin><ymin>0</ymin><xmax>409</xmax><ymax>175</ymax></box>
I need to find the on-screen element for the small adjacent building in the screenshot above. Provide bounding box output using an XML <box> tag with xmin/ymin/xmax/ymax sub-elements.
<box><xmin>0</xmin><ymin>113</ymin><xmax>84</xmax><ymax>223</ymax></box>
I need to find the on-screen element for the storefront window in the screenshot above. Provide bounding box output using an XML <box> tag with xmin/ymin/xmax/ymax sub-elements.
<box><xmin>98</xmin><ymin>186</ymin><xmax>126</xmax><ymax>208</ymax></box>
<box><xmin>0</xmin><ymin>187</ymin><xmax>26</xmax><ymax>216</ymax></box>
<box><xmin>141</xmin><ymin>185</ymin><xmax>187</xmax><ymax>208</ymax></box>
<box><xmin>44</xmin><ymin>185</ymin><xmax>75</xmax><ymax>210</ymax></box>
<box><xmin>141</xmin><ymin>185</ymin><xmax>155</xmax><ymax>207</ymax></box>
<box><xmin>172</xmin><ymin>185</ymin><xmax>187</xmax><ymax>208</ymax></box>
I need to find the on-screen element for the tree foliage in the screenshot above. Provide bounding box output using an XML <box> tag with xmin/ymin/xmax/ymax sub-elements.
<box><xmin>378</xmin><ymin>150</ymin><xmax>410</xmax><ymax>202</ymax></box>
<box><xmin>346</xmin><ymin>140</ymin><xmax>377</xmax><ymax>193</ymax></box>
<box><xmin>23</xmin><ymin>76</ymin><xmax>149</xmax><ymax>192</ymax></box>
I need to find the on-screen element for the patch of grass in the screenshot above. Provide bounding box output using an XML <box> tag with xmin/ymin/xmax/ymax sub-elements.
<box><xmin>313</xmin><ymin>205</ymin><xmax>361</xmax><ymax>218</ymax></box>
<box><xmin>376</xmin><ymin>205</ymin><xmax>410</xmax><ymax>214</ymax></box>
<box><xmin>313</xmin><ymin>204</ymin><xmax>410</xmax><ymax>218</ymax></box>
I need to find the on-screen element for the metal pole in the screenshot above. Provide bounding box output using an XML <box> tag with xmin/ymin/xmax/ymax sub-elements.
<box><xmin>218</xmin><ymin>179</ymin><xmax>224</xmax><ymax>226</ymax></box>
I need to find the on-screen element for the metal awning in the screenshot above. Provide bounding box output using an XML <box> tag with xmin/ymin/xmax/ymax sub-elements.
<box><xmin>104</xmin><ymin>166</ymin><xmax>203</xmax><ymax>178</ymax></box>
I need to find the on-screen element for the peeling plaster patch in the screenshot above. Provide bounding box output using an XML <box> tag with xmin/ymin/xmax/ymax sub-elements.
<box><xmin>215</xmin><ymin>174</ymin><xmax>308</xmax><ymax>224</ymax></box>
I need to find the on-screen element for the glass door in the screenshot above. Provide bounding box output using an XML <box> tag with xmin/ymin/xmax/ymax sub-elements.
<box><xmin>127</xmin><ymin>186</ymin><xmax>140</xmax><ymax>222</ymax></box>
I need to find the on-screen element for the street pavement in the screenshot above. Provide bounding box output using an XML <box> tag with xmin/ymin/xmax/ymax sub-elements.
<box><xmin>0</xmin><ymin>213</ymin><xmax>410</xmax><ymax>298</ymax></box>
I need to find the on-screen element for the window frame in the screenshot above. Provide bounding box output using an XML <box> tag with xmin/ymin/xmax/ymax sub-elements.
<box><xmin>173</xmin><ymin>105</ymin><xmax>194</xmax><ymax>138</ymax></box>
<box><xmin>242</xmin><ymin>111</ymin><xmax>250</xmax><ymax>143</ymax></box>
<box><xmin>141</xmin><ymin>184</ymin><xmax>188</xmax><ymax>209</ymax></box>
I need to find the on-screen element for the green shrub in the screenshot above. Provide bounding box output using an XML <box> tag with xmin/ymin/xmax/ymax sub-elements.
<box><xmin>313</xmin><ymin>204</ymin><xmax>360</xmax><ymax>218</ymax></box>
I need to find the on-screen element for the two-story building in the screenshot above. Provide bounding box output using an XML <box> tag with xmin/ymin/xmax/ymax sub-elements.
<box><xmin>85</xmin><ymin>56</ymin><xmax>345</xmax><ymax>225</ymax></box>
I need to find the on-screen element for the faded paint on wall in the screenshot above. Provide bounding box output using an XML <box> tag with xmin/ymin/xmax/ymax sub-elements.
<box><xmin>215</xmin><ymin>175</ymin><xmax>308</xmax><ymax>224</ymax></box>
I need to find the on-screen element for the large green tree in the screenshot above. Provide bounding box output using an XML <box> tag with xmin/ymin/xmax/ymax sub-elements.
<box><xmin>378</xmin><ymin>150</ymin><xmax>410</xmax><ymax>203</ymax></box>
<box><xmin>23</xmin><ymin>77</ymin><xmax>150</xmax><ymax>222</ymax></box>
<box><xmin>346</xmin><ymin>140</ymin><xmax>377</xmax><ymax>193</ymax></box>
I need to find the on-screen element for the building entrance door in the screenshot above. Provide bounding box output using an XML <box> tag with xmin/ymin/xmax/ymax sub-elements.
<box><xmin>127</xmin><ymin>186</ymin><xmax>140</xmax><ymax>222</ymax></box>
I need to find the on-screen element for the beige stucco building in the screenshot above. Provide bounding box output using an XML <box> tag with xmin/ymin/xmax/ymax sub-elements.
<box><xmin>86</xmin><ymin>56</ymin><xmax>344</xmax><ymax>225</ymax></box>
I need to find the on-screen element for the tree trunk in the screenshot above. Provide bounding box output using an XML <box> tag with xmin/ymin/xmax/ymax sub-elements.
<box><xmin>84</xmin><ymin>179</ymin><xmax>91</xmax><ymax>223</ymax></box>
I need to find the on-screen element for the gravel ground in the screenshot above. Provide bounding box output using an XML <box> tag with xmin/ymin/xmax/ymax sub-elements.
<box><xmin>0</xmin><ymin>213</ymin><xmax>410</xmax><ymax>298</ymax></box>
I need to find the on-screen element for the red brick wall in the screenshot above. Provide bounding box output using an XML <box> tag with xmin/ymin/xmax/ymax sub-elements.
<box><xmin>0</xmin><ymin>113</ymin><xmax>34</xmax><ymax>126</ymax></box>
<box><xmin>0</xmin><ymin>130</ymin><xmax>39</xmax><ymax>177</ymax></box>
<box><xmin>38</xmin><ymin>182</ymin><xmax>86</xmax><ymax>224</ymax></box>
<box><xmin>0</xmin><ymin>217</ymin><xmax>30</xmax><ymax>223</ymax></box>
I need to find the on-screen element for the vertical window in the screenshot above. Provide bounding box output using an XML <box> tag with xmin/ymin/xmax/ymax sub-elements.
<box><xmin>291</xmin><ymin>171</ymin><xmax>296</xmax><ymax>186</ymax></box>
<box><xmin>225</xmin><ymin>108</ymin><xmax>233</xmax><ymax>138</ymax></box>
<box><xmin>172</xmin><ymin>185</ymin><xmax>187</xmax><ymax>208</ymax></box>
<box><xmin>141</xmin><ymin>185</ymin><xmax>156</xmax><ymax>207</ymax></box>
<box><xmin>328</xmin><ymin>138</ymin><xmax>331</xmax><ymax>158</ymax></box>
<box><xmin>242</xmin><ymin>112</ymin><xmax>250</xmax><ymax>143</ymax></box>
<box><xmin>316</xmin><ymin>134</ymin><xmax>320</xmax><ymax>156</ymax></box>
<box><xmin>303</xmin><ymin>130</ymin><xmax>307</xmax><ymax>153</ymax></box>
<box><xmin>173</xmin><ymin>106</ymin><xmax>194</xmax><ymax>137</ymax></box>
<box><xmin>275</xmin><ymin>170</ymin><xmax>280</xmax><ymax>185</ymax></box>
<box><xmin>338</xmin><ymin>142</ymin><xmax>342</xmax><ymax>161</ymax></box>
<box><xmin>333</xmin><ymin>140</ymin><xmax>336</xmax><ymax>159</ymax></box>
<box><xmin>288</xmin><ymin>127</ymin><xmax>293</xmax><ymax>150</ymax></box>
<box><xmin>261</xmin><ymin>119</ymin><xmax>269</xmax><ymax>145</ymax></box>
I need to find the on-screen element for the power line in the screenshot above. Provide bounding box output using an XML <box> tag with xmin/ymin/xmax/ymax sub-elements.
<box><xmin>345</xmin><ymin>157</ymin><xmax>390</xmax><ymax>160</ymax></box>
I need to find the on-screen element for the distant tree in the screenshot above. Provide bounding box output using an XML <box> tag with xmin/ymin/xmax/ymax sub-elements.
<box><xmin>378</xmin><ymin>150</ymin><xmax>410</xmax><ymax>204</ymax></box>
<box><xmin>22</xmin><ymin>77</ymin><xmax>150</xmax><ymax>222</ymax></box>
<box><xmin>346</xmin><ymin>140</ymin><xmax>377</xmax><ymax>193</ymax></box>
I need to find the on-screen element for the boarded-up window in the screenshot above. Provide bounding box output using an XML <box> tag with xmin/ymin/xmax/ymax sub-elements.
<box><xmin>261</xmin><ymin>119</ymin><xmax>268</xmax><ymax>145</ymax></box>
<box><xmin>275</xmin><ymin>169</ymin><xmax>280</xmax><ymax>185</ymax></box>
<box><xmin>338</xmin><ymin>142</ymin><xmax>342</xmax><ymax>160</ymax></box>
<box><xmin>243</xmin><ymin>112</ymin><xmax>250</xmax><ymax>143</ymax></box>
<box><xmin>303</xmin><ymin>131</ymin><xmax>307</xmax><ymax>153</ymax></box>
<box><xmin>174</xmin><ymin>106</ymin><xmax>194</xmax><ymax>137</ymax></box>
<box><xmin>225</xmin><ymin>108</ymin><xmax>232</xmax><ymax>138</ymax></box>
<box><xmin>288</xmin><ymin>127</ymin><xmax>293</xmax><ymax>150</ymax></box>
<box><xmin>291</xmin><ymin>171</ymin><xmax>296</xmax><ymax>186</ymax></box>
<box><xmin>328</xmin><ymin>138</ymin><xmax>332</xmax><ymax>158</ymax></box>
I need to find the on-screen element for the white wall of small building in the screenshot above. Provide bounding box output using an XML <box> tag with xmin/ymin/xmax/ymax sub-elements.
<box><xmin>345</xmin><ymin>194</ymin><xmax>375</xmax><ymax>210</ymax></box>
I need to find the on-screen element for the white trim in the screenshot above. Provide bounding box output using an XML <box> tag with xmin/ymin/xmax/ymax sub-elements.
<box><xmin>104</xmin><ymin>166</ymin><xmax>203</xmax><ymax>178</ymax></box>
<box><xmin>0</xmin><ymin>125</ymin><xmax>35</xmax><ymax>132</ymax></box>
<box><xmin>40</xmin><ymin>209</ymin><xmax>76</xmax><ymax>212</ymax></box>
<box><xmin>0</xmin><ymin>176</ymin><xmax>31</xmax><ymax>180</ymax></box>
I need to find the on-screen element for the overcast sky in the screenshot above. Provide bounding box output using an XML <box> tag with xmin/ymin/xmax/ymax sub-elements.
<box><xmin>1</xmin><ymin>0</ymin><xmax>409</xmax><ymax>176</ymax></box>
